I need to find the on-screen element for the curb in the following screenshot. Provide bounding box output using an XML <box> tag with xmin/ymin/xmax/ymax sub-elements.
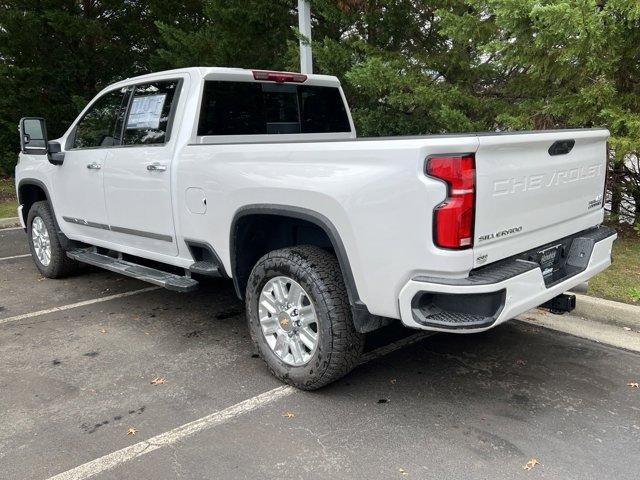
<box><xmin>0</xmin><ymin>217</ymin><xmax>20</xmax><ymax>229</ymax></box>
<box><xmin>574</xmin><ymin>293</ymin><xmax>640</xmax><ymax>329</ymax></box>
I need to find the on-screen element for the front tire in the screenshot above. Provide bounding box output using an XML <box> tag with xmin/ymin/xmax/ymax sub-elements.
<box><xmin>245</xmin><ymin>245</ymin><xmax>364</xmax><ymax>390</ymax></box>
<box><xmin>26</xmin><ymin>201</ymin><xmax>78</xmax><ymax>278</ymax></box>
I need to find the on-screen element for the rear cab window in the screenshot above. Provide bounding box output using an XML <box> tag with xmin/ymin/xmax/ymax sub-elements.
<box><xmin>197</xmin><ymin>78</ymin><xmax>353</xmax><ymax>141</ymax></box>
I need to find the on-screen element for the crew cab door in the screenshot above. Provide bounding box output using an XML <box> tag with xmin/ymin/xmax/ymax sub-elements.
<box><xmin>102</xmin><ymin>78</ymin><xmax>183</xmax><ymax>256</ymax></box>
<box><xmin>53</xmin><ymin>87</ymin><xmax>130</xmax><ymax>240</ymax></box>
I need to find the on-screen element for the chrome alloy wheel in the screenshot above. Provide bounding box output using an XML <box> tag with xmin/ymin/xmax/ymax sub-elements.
<box><xmin>258</xmin><ymin>276</ymin><xmax>319</xmax><ymax>366</ymax></box>
<box><xmin>31</xmin><ymin>216</ymin><xmax>52</xmax><ymax>267</ymax></box>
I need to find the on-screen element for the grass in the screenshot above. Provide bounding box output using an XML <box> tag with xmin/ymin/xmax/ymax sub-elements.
<box><xmin>0</xmin><ymin>177</ymin><xmax>17</xmax><ymax>219</ymax></box>
<box><xmin>588</xmin><ymin>230</ymin><xmax>640</xmax><ymax>305</ymax></box>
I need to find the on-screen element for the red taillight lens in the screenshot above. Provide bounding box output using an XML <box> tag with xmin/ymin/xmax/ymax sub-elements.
<box><xmin>252</xmin><ymin>70</ymin><xmax>308</xmax><ymax>83</ymax></box>
<box><xmin>426</xmin><ymin>155</ymin><xmax>476</xmax><ymax>249</ymax></box>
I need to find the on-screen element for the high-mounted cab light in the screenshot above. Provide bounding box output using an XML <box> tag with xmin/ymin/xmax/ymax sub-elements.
<box><xmin>426</xmin><ymin>154</ymin><xmax>476</xmax><ymax>250</ymax></box>
<box><xmin>252</xmin><ymin>70</ymin><xmax>308</xmax><ymax>83</ymax></box>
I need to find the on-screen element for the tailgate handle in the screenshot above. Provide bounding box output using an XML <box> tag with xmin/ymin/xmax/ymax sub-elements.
<box><xmin>548</xmin><ymin>139</ymin><xmax>575</xmax><ymax>156</ymax></box>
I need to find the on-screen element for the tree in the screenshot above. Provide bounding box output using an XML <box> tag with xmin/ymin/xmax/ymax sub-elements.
<box><xmin>465</xmin><ymin>0</ymin><xmax>640</xmax><ymax>223</ymax></box>
<box><xmin>0</xmin><ymin>0</ymin><xmax>194</xmax><ymax>175</ymax></box>
<box><xmin>152</xmin><ymin>0</ymin><xmax>296</xmax><ymax>70</ymax></box>
<box><xmin>308</xmin><ymin>0</ymin><xmax>499</xmax><ymax>136</ymax></box>
<box><xmin>1</xmin><ymin>0</ymin><xmax>639</xmax><ymax>228</ymax></box>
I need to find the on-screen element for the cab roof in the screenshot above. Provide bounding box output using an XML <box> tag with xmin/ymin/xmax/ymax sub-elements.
<box><xmin>111</xmin><ymin>67</ymin><xmax>341</xmax><ymax>89</ymax></box>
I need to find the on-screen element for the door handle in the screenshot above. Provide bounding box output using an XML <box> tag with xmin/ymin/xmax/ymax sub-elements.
<box><xmin>146</xmin><ymin>162</ymin><xmax>167</xmax><ymax>172</ymax></box>
<box><xmin>86</xmin><ymin>163</ymin><xmax>102</xmax><ymax>170</ymax></box>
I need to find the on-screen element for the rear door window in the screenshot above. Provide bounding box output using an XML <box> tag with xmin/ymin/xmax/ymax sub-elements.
<box><xmin>197</xmin><ymin>81</ymin><xmax>351</xmax><ymax>136</ymax></box>
<box><xmin>123</xmin><ymin>80</ymin><xmax>180</xmax><ymax>145</ymax></box>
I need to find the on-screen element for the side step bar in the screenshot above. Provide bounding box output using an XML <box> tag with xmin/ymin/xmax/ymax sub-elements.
<box><xmin>67</xmin><ymin>249</ymin><xmax>199</xmax><ymax>293</ymax></box>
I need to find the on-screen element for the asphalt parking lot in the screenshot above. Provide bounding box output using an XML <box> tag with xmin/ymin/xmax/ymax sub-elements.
<box><xmin>1</xmin><ymin>227</ymin><xmax>639</xmax><ymax>480</ymax></box>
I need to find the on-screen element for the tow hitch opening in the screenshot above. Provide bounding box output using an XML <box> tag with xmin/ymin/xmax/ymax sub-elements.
<box><xmin>540</xmin><ymin>293</ymin><xmax>576</xmax><ymax>315</ymax></box>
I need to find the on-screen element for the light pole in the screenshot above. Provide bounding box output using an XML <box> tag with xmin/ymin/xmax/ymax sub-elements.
<box><xmin>298</xmin><ymin>0</ymin><xmax>313</xmax><ymax>74</ymax></box>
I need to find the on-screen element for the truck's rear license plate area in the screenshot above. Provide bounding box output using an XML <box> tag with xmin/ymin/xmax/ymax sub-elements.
<box><xmin>514</xmin><ymin>227</ymin><xmax>613</xmax><ymax>287</ymax></box>
<box><xmin>535</xmin><ymin>244</ymin><xmax>563</xmax><ymax>280</ymax></box>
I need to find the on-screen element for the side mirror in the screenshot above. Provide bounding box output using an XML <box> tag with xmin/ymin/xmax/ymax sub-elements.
<box><xmin>47</xmin><ymin>141</ymin><xmax>65</xmax><ymax>165</ymax></box>
<box><xmin>19</xmin><ymin>117</ymin><xmax>47</xmax><ymax>155</ymax></box>
<box><xmin>18</xmin><ymin>117</ymin><xmax>64</xmax><ymax>165</ymax></box>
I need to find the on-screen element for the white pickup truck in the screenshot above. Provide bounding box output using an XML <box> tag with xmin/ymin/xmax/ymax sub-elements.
<box><xmin>16</xmin><ymin>67</ymin><xmax>616</xmax><ymax>389</ymax></box>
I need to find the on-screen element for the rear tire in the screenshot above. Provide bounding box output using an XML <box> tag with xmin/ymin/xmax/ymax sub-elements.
<box><xmin>245</xmin><ymin>245</ymin><xmax>364</xmax><ymax>390</ymax></box>
<box><xmin>26</xmin><ymin>201</ymin><xmax>78</xmax><ymax>278</ymax></box>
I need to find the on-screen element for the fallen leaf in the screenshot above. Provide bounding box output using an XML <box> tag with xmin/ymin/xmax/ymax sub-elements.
<box><xmin>522</xmin><ymin>458</ymin><xmax>540</xmax><ymax>471</ymax></box>
<box><xmin>390</xmin><ymin>378</ymin><xmax>397</xmax><ymax>385</ymax></box>
<box><xmin>399</xmin><ymin>468</ymin><xmax>408</xmax><ymax>476</ymax></box>
<box><xmin>150</xmin><ymin>377</ymin><xmax>166</xmax><ymax>385</ymax></box>
<box><xmin>623</xmin><ymin>326</ymin><xmax>632</xmax><ymax>331</ymax></box>
<box><xmin>282</xmin><ymin>411</ymin><xmax>295</xmax><ymax>418</ymax></box>
<box><xmin>99</xmin><ymin>328</ymin><xmax>107</xmax><ymax>334</ymax></box>
<box><xmin>515</xmin><ymin>359</ymin><xmax>527</xmax><ymax>367</ymax></box>
<box><xmin>127</xmin><ymin>426</ymin><xmax>138</xmax><ymax>436</ymax></box>
<box><xmin>628</xmin><ymin>382</ymin><xmax>639</xmax><ymax>389</ymax></box>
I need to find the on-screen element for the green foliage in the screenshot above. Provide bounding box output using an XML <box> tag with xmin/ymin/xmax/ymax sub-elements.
<box><xmin>0</xmin><ymin>0</ymin><xmax>639</xmax><ymax>227</ymax></box>
<box><xmin>152</xmin><ymin>0</ymin><xmax>296</xmax><ymax>70</ymax></box>
<box><xmin>0</xmin><ymin>0</ymin><xmax>173</xmax><ymax>174</ymax></box>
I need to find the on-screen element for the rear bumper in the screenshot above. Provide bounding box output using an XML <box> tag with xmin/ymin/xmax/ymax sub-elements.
<box><xmin>398</xmin><ymin>226</ymin><xmax>616</xmax><ymax>333</ymax></box>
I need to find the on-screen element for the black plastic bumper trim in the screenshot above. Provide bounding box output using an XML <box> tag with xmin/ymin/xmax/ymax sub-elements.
<box><xmin>413</xmin><ymin>225</ymin><xmax>616</xmax><ymax>288</ymax></box>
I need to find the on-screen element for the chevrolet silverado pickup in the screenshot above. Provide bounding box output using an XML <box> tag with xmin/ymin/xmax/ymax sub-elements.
<box><xmin>15</xmin><ymin>67</ymin><xmax>616</xmax><ymax>389</ymax></box>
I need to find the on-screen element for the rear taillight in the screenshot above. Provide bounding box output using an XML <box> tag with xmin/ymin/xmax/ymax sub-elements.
<box><xmin>426</xmin><ymin>154</ymin><xmax>476</xmax><ymax>249</ymax></box>
<box><xmin>252</xmin><ymin>70</ymin><xmax>308</xmax><ymax>83</ymax></box>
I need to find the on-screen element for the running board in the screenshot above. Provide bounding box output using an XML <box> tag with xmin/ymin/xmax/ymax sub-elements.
<box><xmin>67</xmin><ymin>249</ymin><xmax>199</xmax><ymax>292</ymax></box>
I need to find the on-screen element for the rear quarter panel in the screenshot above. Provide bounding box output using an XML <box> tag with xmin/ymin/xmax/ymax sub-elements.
<box><xmin>176</xmin><ymin>136</ymin><xmax>479</xmax><ymax>319</ymax></box>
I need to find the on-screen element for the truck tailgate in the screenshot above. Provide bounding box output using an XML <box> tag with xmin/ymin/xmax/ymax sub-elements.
<box><xmin>473</xmin><ymin>129</ymin><xmax>608</xmax><ymax>268</ymax></box>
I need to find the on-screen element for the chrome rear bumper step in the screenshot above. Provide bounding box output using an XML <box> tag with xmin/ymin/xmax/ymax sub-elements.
<box><xmin>67</xmin><ymin>249</ymin><xmax>199</xmax><ymax>292</ymax></box>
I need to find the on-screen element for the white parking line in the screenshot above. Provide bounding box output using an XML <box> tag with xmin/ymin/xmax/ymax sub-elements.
<box><xmin>0</xmin><ymin>253</ymin><xmax>30</xmax><ymax>261</ymax></box>
<box><xmin>0</xmin><ymin>226</ymin><xmax>23</xmax><ymax>231</ymax></box>
<box><xmin>0</xmin><ymin>286</ymin><xmax>161</xmax><ymax>326</ymax></box>
<box><xmin>46</xmin><ymin>332</ymin><xmax>432</xmax><ymax>480</ymax></box>
<box><xmin>47</xmin><ymin>386</ymin><xmax>296</xmax><ymax>480</ymax></box>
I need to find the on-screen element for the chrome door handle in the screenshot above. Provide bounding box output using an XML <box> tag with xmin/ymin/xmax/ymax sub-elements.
<box><xmin>86</xmin><ymin>163</ymin><xmax>102</xmax><ymax>170</ymax></box>
<box><xmin>146</xmin><ymin>162</ymin><xmax>167</xmax><ymax>172</ymax></box>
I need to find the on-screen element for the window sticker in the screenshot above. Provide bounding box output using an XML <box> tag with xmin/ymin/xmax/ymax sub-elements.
<box><xmin>127</xmin><ymin>94</ymin><xmax>167</xmax><ymax>129</ymax></box>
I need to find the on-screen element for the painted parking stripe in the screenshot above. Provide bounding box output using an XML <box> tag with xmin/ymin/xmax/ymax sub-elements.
<box><xmin>46</xmin><ymin>332</ymin><xmax>432</xmax><ymax>480</ymax></box>
<box><xmin>46</xmin><ymin>386</ymin><xmax>296</xmax><ymax>480</ymax></box>
<box><xmin>0</xmin><ymin>286</ymin><xmax>161</xmax><ymax>326</ymax></box>
<box><xmin>0</xmin><ymin>226</ymin><xmax>24</xmax><ymax>231</ymax></box>
<box><xmin>0</xmin><ymin>253</ymin><xmax>31</xmax><ymax>261</ymax></box>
